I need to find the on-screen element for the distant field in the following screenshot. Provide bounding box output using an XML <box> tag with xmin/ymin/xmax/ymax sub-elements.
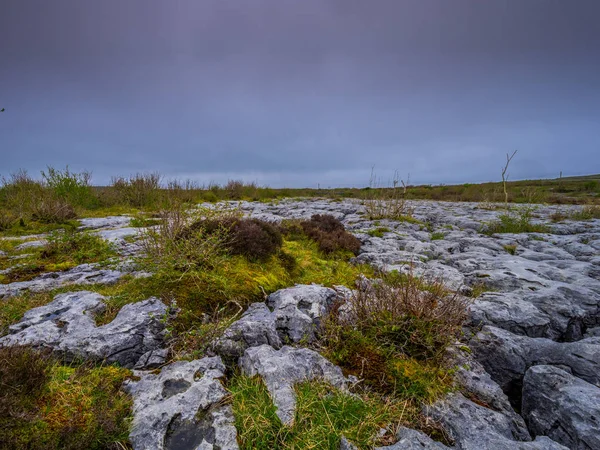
<box><xmin>2</xmin><ymin>168</ymin><xmax>599</xmax><ymax>236</ymax></box>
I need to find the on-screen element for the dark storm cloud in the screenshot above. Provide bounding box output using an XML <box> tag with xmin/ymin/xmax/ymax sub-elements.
<box><xmin>1</xmin><ymin>0</ymin><xmax>599</xmax><ymax>187</ymax></box>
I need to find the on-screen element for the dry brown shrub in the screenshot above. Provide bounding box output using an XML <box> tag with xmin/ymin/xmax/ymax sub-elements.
<box><xmin>334</xmin><ymin>271</ymin><xmax>469</xmax><ymax>360</ymax></box>
<box><xmin>30</xmin><ymin>196</ymin><xmax>77</xmax><ymax>223</ymax></box>
<box><xmin>300</xmin><ymin>214</ymin><xmax>361</xmax><ymax>255</ymax></box>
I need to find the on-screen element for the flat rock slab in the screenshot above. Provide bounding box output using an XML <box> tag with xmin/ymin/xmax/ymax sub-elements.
<box><xmin>124</xmin><ymin>357</ymin><xmax>238</xmax><ymax>450</ymax></box>
<box><xmin>239</xmin><ymin>344</ymin><xmax>348</xmax><ymax>425</ymax></box>
<box><xmin>522</xmin><ymin>365</ymin><xmax>600</xmax><ymax>450</ymax></box>
<box><xmin>0</xmin><ymin>291</ymin><xmax>168</xmax><ymax>368</ymax></box>
<box><xmin>0</xmin><ymin>263</ymin><xmax>124</xmax><ymax>298</ymax></box>
<box><xmin>79</xmin><ymin>216</ymin><xmax>132</xmax><ymax>230</ymax></box>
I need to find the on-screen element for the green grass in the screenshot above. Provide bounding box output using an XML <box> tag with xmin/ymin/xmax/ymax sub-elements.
<box><xmin>366</xmin><ymin>227</ymin><xmax>391</xmax><ymax>238</ymax></box>
<box><xmin>0</xmin><ymin>347</ymin><xmax>132</xmax><ymax>450</ymax></box>
<box><xmin>503</xmin><ymin>244</ymin><xmax>518</xmax><ymax>255</ymax></box>
<box><xmin>484</xmin><ymin>210</ymin><xmax>550</xmax><ymax>235</ymax></box>
<box><xmin>0</xmin><ymin>231</ymin><xmax>117</xmax><ymax>284</ymax></box>
<box><xmin>430</xmin><ymin>232</ymin><xmax>445</xmax><ymax>241</ymax></box>
<box><xmin>230</xmin><ymin>376</ymin><xmax>404</xmax><ymax>450</ymax></box>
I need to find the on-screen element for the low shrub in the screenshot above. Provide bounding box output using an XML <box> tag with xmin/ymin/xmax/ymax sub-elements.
<box><xmin>0</xmin><ymin>210</ymin><xmax>17</xmax><ymax>231</ymax></box>
<box><xmin>110</xmin><ymin>172</ymin><xmax>162</xmax><ymax>208</ymax></box>
<box><xmin>322</xmin><ymin>272</ymin><xmax>468</xmax><ymax>400</ymax></box>
<box><xmin>179</xmin><ymin>215</ymin><xmax>282</xmax><ymax>262</ymax></box>
<box><xmin>300</xmin><ymin>214</ymin><xmax>361</xmax><ymax>255</ymax></box>
<box><xmin>571</xmin><ymin>204</ymin><xmax>600</xmax><ymax>220</ymax></box>
<box><xmin>30</xmin><ymin>196</ymin><xmax>77</xmax><ymax>223</ymax></box>
<box><xmin>41</xmin><ymin>166</ymin><xmax>96</xmax><ymax>209</ymax></box>
<box><xmin>138</xmin><ymin>204</ymin><xmax>234</xmax><ymax>273</ymax></box>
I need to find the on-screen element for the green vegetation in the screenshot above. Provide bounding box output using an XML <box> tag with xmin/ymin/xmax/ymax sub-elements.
<box><xmin>0</xmin><ymin>231</ymin><xmax>116</xmax><ymax>284</ymax></box>
<box><xmin>367</xmin><ymin>227</ymin><xmax>391</xmax><ymax>238</ymax></box>
<box><xmin>466</xmin><ymin>282</ymin><xmax>494</xmax><ymax>299</ymax></box>
<box><xmin>0</xmin><ymin>346</ymin><xmax>132</xmax><ymax>450</ymax></box>
<box><xmin>484</xmin><ymin>208</ymin><xmax>550</xmax><ymax>235</ymax></box>
<box><xmin>5</xmin><ymin>166</ymin><xmax>598</xmax><ymax>448</ymax></box>
<box><xmin>230</xmin><ymin>376</ymin><xmax>403</xmax><ymax>450</ymax></box>
<box><xmin>2</xmin><ymin>167</ymin><xmax>599</xmax><ymax>233</ymax></box>
<box><xmin>321</xmin><ymin>272</ymin><xmax>467</xmax><ymax>402</ymax></box>
<box><xmin>503</xmin><ymin>243</ymin><xmax>518</xmax><ymax>255</ymax></box>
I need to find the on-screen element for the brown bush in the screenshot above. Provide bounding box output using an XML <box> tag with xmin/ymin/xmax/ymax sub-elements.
<box><xmin>30</xmin><ymin>196</ymin><xmax>77</xmax><ymax>223</ymax></box>
<box><xmin>181</xmin><ymin>217</ymin><xmax>283</xmax><ymax>261</ymax></box>
<box><xmin>0</xmin><ymin>346</ymin><xmax>52</xmax><ymax>417</ymax></box>
<box><xmin>300</xmin><ymin>214</ymin><xmax>361</xmax><ymax>255</ymax></box>
<box><xmin>0</xmin><ymin>210</ymin><xmax>17</xmax><ymax>230</ymax></box>
<box><xmin>335</xmin><ymin>272</ymin><xmax>469</xmax><ymax>360</ymax></box>
<box><xmin>229</xmin><ymin>218</ymin><xmax>282</xmax><ymax>260</ymax></box>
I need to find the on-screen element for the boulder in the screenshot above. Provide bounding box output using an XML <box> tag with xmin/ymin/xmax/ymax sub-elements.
<box><xmin>212</xmin><ymin>302</ymin><xmax>282</xmax><ymax>361</ymax></box>
<box><xmin>124</xmin><ymin>357</ymin><xmax>238</xmax><ymax>450</ymax></box>
<box><xmin>425</xmin><ymin>393</ymin><xmax>567</xmax><ymax>450</ymax></box>
<box><xmin>266</xmin><ymin>284</ymin><xmax>341</xmax><ymax>343</ymax></box>
<box><xmin>239</xmin><ymin>344</ymin><xmax>348</xmax><ymax>425</ymax></box>
<box><xmin>522</xmin><ymin>365</ymin><xmax>600</xmax><ymax>450</ymax></box>
<box><xmin>0</xmin><ymin>291</ymin><xmax>168</xmax><ymax>368</ymax></box>
<box><xmin>375</xmin><ymin>427</ymin><xmax>449</xmax><ymax>449</ymax></box>
<box><xmin>470</xmin><ymin>326</ymin><xmax>600</xmax><ymax>404</ymax></box>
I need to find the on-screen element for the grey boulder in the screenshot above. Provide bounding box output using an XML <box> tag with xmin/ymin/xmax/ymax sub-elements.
<box><xmin>239</xmin><ymin>344</ymin><xmax>348</xmax><ymax>425</ymax></box>
<box><xmin>266</xmin><ymin>284</ymin><xmax>342</xmax><ymax>343</ymax></box>
<box><xmin>124</xmin><ymin>356</ymin><xmax>238</xmax><ymax>450</ymax></box>
<box><xmin>0</xmin><ymin>291</ymin><xmax>168</xmax><ymax>368</ymax></box>
<box><xmin>425</xmin><ymin>393</ymin><xmax>567</xmax><ymax>450</ymax></box>
<box><xmin>470</xmin><ymin>326</ymin><xmax>600</xmax><ymax>402</ymax></box>
<box><xmin>522</xmin><ymin>365</ymin><xmax>600</xmax><ymax>450</ymax></box>
<box><xmin>375</xmin><ymin>427</ymin><xmax>449</xmax><ymax>449</ymax></box>
<box><xmin>212</xmin><ymin>302</ymin><xmax>282</xmax><ymax>361</ymax></box>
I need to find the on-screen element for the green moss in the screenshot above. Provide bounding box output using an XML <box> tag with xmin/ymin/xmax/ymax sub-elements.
<box><xmin>42</xmin><ymin>230</ymin><xmax>117</xmax><ymax>266</ymax></box>
<box><xmin>367</xmin><ymin>227</ymin><xmax>391</xmax><ymax>238</ymax></box>
<box><xmin>230</xmin><ymin>376</ymin><xmax>403</xmax><ymax>450</ymax></box>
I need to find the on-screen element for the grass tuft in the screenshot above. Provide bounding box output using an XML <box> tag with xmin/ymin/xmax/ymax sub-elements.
<box><xmin>230</xmin><ymin>375</ymin><xmax>404</xmax><ymax>450</ymax></box>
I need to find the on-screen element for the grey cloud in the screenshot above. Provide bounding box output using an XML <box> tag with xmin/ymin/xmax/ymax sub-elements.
<box><xmin>1</xmin><ymin>0</ymin><xmax>599</xmax><ymax>187</ymax></box>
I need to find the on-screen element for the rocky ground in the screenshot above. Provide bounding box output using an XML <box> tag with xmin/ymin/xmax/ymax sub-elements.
<box><xmin>1</xmin><ymin>199</ymin><xmax>599</xmax><ymax>449</ymax></box>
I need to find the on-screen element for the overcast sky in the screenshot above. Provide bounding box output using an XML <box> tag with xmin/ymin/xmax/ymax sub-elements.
<box><xmin>1</xmin><ymin>0</ymin><xmax>599</xmax><ymax>187</ymax></box>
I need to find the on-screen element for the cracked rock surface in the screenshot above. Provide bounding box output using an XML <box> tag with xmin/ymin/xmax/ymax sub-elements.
<box><xmin>213</xmin><ymin>284</ymin><xmax>347</xmax><ymax>361</ymax></box>
<box><xmin>124</xmin><ymin>356</ymin><xmax>238</xmax><ymax>450</ymax></box>
<box><xmin>522</xmin><ymin>365</ymin><xmax>600</xmax><ymax>450</ymax></box>
<box><xmin>0</xmin><ymin>290</ymin><xmax>168</xmax><ymax>368</ymax></box>
<box><xmin>0</xmin><ymin>263</ymin><xmax>125</xmax><ymax>298</ymax></box>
